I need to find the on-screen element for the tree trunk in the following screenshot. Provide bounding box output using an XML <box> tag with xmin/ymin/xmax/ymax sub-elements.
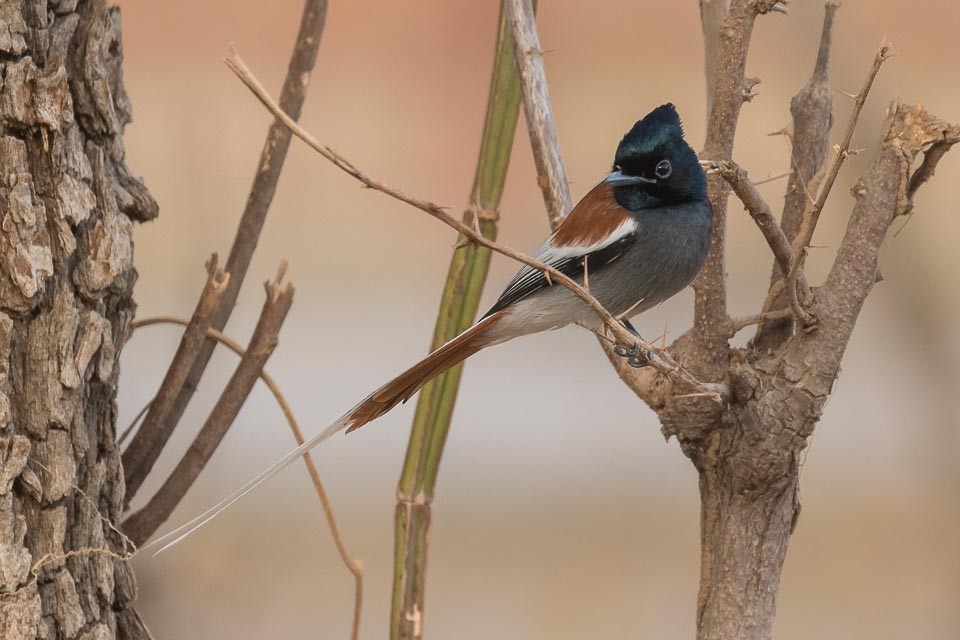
<box><xmin>0</xmin><ymin>1</ymin><xmax>156</xmax><ymax>638</ymax></box>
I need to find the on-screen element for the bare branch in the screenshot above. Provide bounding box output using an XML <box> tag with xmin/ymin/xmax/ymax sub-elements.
<box><xmin>699</xmin><ymin>0</ymin><xmax>727</xmax><ymax>118</ymax></box>
<box><xmin>118</xmin><ymin>399</ymin><xmax>152</xmax><ymax>447</ymax></box>
<box><xmin>904</xmin><ymin>138</ymin><xmax>958</xmax><ymax>213</ymax></box>
<box><xmin>726</xmin><ymin>308</ymin><xmax>792</xmax><ymax>337</ymax></box>
<box><xmin>122</xmin><ymin>256</ymin><xmax>230</xmax><ymax>505</ymax></box>
<box><xmin>780</xmin><ymin>2</ymin><xmax>839</xmax><ymax>242</ymax></box>
<box><xmin>754</xmin><ymin>170</ymin><xmax>792</xmax><ymax>185</ymax></box>
<box><xmin>503</xmin><ymin>0</ymin><xmax>573</xmax><ymax>226</ymax></box>
<box><xmin>694</xmin><ymin>0</ymin><xmax>784</xmax><ymax>377</ymax></box>
<box><xmin>703</xmin><ymin>160</ymin><xmax>797</xmax><ymax>280</ymax></box>
<box><xmin>225</xmin><ymin>50</ymin><xmax>722</xmax><ymax>398</ymax></box>
<box><xmin>787</xmin><ymin>43</ymin><xmax>893</xmax><ymax>324</ymax></box>
<box><xmin>754</xmin><ymin>2</ymin><xmax>838</xmax><ymax>350</ymax></box>
<box><xmin>160</xmin><ymin>0</ymin><xmax>328</xmax><ymax>453</ymax></box>
<box><xmin>123</xmin><ymin>269</ymin><xmax>295</xmax><ymax>547</ymax></box>
<box><xmin>130</xmin><ymin>316</ymin><xmax>364</xmax><ymax>640</ymax></box>
<box><xmin>819</xmin><ymin>102</ymin><xmax>960</xmax><ymax>333</ymax></box>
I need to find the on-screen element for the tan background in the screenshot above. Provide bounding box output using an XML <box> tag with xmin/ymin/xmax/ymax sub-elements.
<box><xmin>113</xmin><ymin>1</ymin><xmax>958</xmax><ymax>638</ymax></box>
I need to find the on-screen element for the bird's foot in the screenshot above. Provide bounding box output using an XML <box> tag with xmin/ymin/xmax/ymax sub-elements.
<box><xmin>612</xmin><ymin>320</ymin><xmax>650</xmax><ymax>367</ymax></box>
<box><xmin>613</xmin><ymin>341</ymin><xmax>651</xmax><ymax>368</ymax></box>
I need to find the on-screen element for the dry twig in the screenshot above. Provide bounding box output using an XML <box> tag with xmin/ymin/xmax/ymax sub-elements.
<box><xmin>118</xmin><ymin>399</ymin><xmax>152</xmax><ymax>447</ymax></box>
<box><xmin>787</xmin><ymin>43</ymin><xmax>893</xmax><ymax>325</ymax></box>
<box><xmin>503</xmin><ymin>0</ymin><xmax>573</xmax><ymax>226</ymax></box>
<box><xmin>726</xmin><ymin>308</ymin><xmax>792</xmax><ymax>337</ymax></box>
<box><xmin>702</xmin><ymin>160</ymin><xmax>797</xmax><ymax>281</ymax></box>
<box><xmin>159</xmin><ymin>0</ymin><xmax>329</xmax><ymax>458</ymax></box>
<box><xmin>124</xmin><ymin>267</ymin><xmax>295</xmax><ymax>546</ymax></box>
<box><xmin>130</xmin><ymin>316</ymin><xmax>364</xmax><ymax>640</ymax></box>
<box><xmin>122</xmin><ymin>256</ymin><xmax>230</xmax><ymax>504</ymax></box>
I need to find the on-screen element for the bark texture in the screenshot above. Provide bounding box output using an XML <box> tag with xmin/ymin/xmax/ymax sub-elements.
<box><xmin>0</xmin><ymin>2</ymin><xmax>156</xmax><ymax>638</ymax></box>
<box><xmin>670</xmin><ymin>101</ymin><xmax>957</xmax><ymax>640</ymax></box>
<box><xmin>504</xmin><ymin>2</ymin><xmax>957</xmax><ymax>638</ymax></box>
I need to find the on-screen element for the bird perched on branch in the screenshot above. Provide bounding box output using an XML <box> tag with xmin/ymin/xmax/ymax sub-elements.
<box><xmin>147</xmin><ymin>103</ymin><xmax>713</xmax><ymax>552</ymax></box>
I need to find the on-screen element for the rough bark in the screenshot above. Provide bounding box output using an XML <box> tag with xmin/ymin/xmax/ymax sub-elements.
<box><xmin>0</xmin><ymin>2</ymin><xmax>155</xmax><ymax>638</ymax></box>
<box><xmin>676</xmin><ymin>102</ymin><xmax>959</xmax><ymax>640</ymax></box>
<box><xmin>504</xmin><ymin>3</ymin><xmax>957</xmax><ymax>638</ymax></box>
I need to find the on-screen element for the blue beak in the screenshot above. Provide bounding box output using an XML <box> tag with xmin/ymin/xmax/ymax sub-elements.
<box><xmin>603</xmin><ymin>170</ymin><xmax>657</xmax><ymax>186</ymax></box>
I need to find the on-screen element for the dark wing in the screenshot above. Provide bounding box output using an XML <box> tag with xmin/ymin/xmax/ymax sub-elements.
<box><xmin>482</xmin><ymin>232</ymin><xmax>636</xmax><ymax>318</ymax></box>
<box><xmin>483</xmin><ymin>181</ymin><xmax>637</xmax><ymax>318</ymax></box>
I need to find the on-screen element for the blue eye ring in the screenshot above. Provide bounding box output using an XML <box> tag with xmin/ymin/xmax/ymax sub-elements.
<box><xmin>655</xmin><ymin>159</ymin><xmax>672</xmax><ymax>179</ymax></box>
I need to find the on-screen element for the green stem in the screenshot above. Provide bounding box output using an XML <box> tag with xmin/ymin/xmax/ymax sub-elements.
<box><xmin>390</xmin><ymin>4</ymin><xmax>532</xmax><ymax>638</ymax></box>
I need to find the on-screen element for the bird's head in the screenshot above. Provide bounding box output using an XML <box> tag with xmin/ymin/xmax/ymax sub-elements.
<box><xmin>604</xmin><ymin>104</ymin><xmax>707</xmax><ymax>210</ymax></box>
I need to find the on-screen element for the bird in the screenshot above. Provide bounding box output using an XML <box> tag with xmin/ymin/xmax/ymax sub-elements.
<box><xmin>145</xmin><ymin>103</ymin><xmax>713</xmax><ymax>553</ymax></box>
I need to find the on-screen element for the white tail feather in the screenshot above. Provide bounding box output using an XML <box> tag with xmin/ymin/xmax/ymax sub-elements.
<box><xmin>141</xmin><ymin>414</ymin><xmax>351</xmax><ymax>555</ymax></box>
<box><xmin>141</xmin><ymin>312</ymin><xmax>503</xmax><ymax>556</ymax></box>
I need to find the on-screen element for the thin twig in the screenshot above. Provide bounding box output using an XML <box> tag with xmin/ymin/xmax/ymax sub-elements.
<box><xmin>122</xmin><ymin>256</ymin><xmax>230</xmax><ymax>505</ymax></box>
<box><xmin>224</xmin><ymin>50</ymin><xmax>719</xmax><ymax>398</ymax></box>
<box><xmin>503</xmin><ymin>0</ymin><xmax>573</xmax><ymax>226</ymax></box>
<box><xmin>118</xmin><ymin>399</ymin><xmax>152</xmax><ymax>447</ymax></box>
<box><xmin>130</xmin><ymin>316</ymin><xmax>364</xmax><ymax>640</ymax></box>
<box><xmin>160</xmin><ymin>0</ymin><xmax>329</xmax><ymax>461</ymax></box>
<box><xmin>124</xmin><ymin>267</ymin><xmax>295</xmax><ymax>547</ymax></box>
<box><xmin>787</xmin><ymin>43</ymin><xmax>893</xmax><ymax>324</ymax></box>
<box><xmin>904</xmin><ymin>138</ymin><xmax>958</xmax><ymax>213</ymax></box>
<box><xmin>753</xmin><ymin>170</ymin><xmax>793</xmax><ymax>186</ymax></box>
<box><xmin>703</xmin><ymin>160</ymin><xmax>797</xmax><ymax>281</ymax></box>
<box><xmin>726</xmin><ymin>308</ymin><xmax>792</xmax><ymax>337</ymax></box>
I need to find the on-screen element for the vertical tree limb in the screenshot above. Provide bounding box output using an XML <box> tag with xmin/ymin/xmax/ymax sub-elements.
<box><xmin>699</xmin><ymin>0</ymin><xmax>728</xmax><ymax>118</ymax></box>
<box><xmin>694</xmin><ymin>0</ymin><xmax>783</xmax><ymax>379</ymax></box>
<box><xmin>159</xmin><ymin>0</ymin><xmax>327</xmax><ymax>447</ymax></box>
<box><xmin>690</xmin><ymin>103</ymin><xmax>959</xmax><ymax>640</ymax></box>
<box><xmin>504</xmin><ymin>0</ymin><xmax>573</xmax><ymax>225</ymax></box>
<box><xmin>753</xmin><ymin>2</ymin><xmax>837</xmax><ymax>351</ymax></box>
<box><xmin>122</xmin><ymin>256</ymin><xmax>229</xmax><ymax>503</ymax></box>
<box><xmin>123</xmin><ymin>271</ymin><xmax>294</xmax><ymax>546</ymax></box>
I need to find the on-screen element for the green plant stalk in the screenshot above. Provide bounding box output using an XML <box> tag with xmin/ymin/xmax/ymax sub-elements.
<box><xmin>390</xmin><ymin>4</ymin><xmax>533</xmax><ymax>638</ymax></box>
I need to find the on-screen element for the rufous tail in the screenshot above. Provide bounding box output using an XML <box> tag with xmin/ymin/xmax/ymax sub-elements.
<box><xmin>142</xmin><ymin>312</ymin><xmax>504</xmax><ymax>555</ymax></box>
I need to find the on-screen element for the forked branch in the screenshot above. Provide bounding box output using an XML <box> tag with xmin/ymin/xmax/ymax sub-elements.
<box><xmin>159</xmin><ymin>0</ymin><xmax>329</xmax><ymax>459</ymax></box>
<box><xmin>124</xmin><ymin>267</ymin><xmax>294</xmax><ymax>546</ymax></box>
<box><xmin>122</xmin><ymin>256</ymin><xmax>229</xmax><ymax>504</ymax></box>
<box><xmin>787</xmin><ymin>43</ymin><xmax>893</xmax><ymax>324</ymax></box>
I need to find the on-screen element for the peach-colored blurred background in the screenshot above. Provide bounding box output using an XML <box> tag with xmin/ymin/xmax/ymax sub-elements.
<box><xmin>114</xmin><ymin>1</ymin><xmax>958</xmax><ymax>638</ymax></box>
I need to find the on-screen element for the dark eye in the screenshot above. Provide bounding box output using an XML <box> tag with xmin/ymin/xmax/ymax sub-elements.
<box><xmin>655</xmin><ymin>159</ymin><xmax>672</xmax><ymax>179</ymax></box>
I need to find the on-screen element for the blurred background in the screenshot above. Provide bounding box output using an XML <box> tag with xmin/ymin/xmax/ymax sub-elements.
<box><xmin>113</xmin><ymin>1</ymin><xmax>958</xmax><ymax>638</ymax></box>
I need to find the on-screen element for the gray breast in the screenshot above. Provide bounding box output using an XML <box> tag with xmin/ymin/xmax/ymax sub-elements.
<box><xmin>587</xmin><ymin>199</ymin><xmax>713</xmax><ymax>318</ymax></box>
